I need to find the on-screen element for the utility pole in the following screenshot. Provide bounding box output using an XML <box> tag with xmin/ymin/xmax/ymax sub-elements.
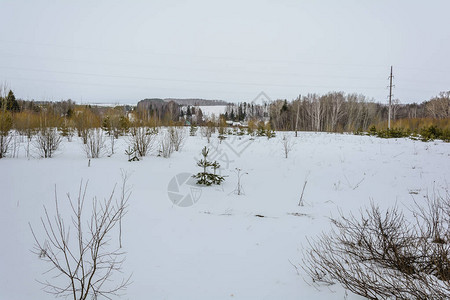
<box><xmin>388</xmin><ymin>66</ymin><xmax>394</xmax><ymax>129</ymax></box>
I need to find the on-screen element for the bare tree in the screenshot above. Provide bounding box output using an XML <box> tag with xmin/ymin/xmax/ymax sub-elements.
<box><xmin>280</xmin><ymin>133</ymin><xmax>295</xmax><ymax>158</ymax></box>
<box><xmin>83</xmin><ymin>128</ymin><xmax>106</xmax><ymax>158</ymax></box>
<box><xmin>294</xmin><ymin>98</ymin><xmax>301</xmax><ymax>137</ymax></box>
<box><xmin>29</xmin><ymin>180</ymin><xmax>131</xmax><ymax>300</ymax></box>
<box><xmin>158</xmin><ymin>130</ymin><xmax>173</xmax><ymax>158</ymax></box>
<box><xmin>168</xmin><ymin>126</ymin><xmax>186</xmax><ymax>151</ymax></box>
<box><xmin>328</xmin><ymin>92</ymin><xmax>345</xmax><ymax>132</ymax></box>
<box><xmin>34</xmin><ymin>127</ymin><xmax>62</xmax><ymax>158</ymax></box>
<box><xmin>392</xmin><ymin>98</ymin><xmax>401</xmax><ymax>120</ymax></box>
<box><xmin>426</xmin><ymin>91</ymin><xmax>450</xmax><ymax>119</ymax></box>
<box><xmin>200</xmin><ymin>126</ymin><xmax>213</xmax><ymax>143</ymax></box>
<box><xmin>129</xmin><ymin>127</ymin><xmax>156</xmax><ymax>157</ymax></box>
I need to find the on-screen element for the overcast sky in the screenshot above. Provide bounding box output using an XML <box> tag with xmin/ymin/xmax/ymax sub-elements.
<box><xmin>0</xmin><ymin>0</ymin><xmax>449</xmax><ymax>104</ymax></box>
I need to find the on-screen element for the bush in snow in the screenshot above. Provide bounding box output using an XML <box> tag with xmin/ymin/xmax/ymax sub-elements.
<box><xmin>129</xmin><ymin>126</ymin><xmax>156</xmax><ymax>157</ymax></box>
<box><xmin>158</xmin><ymin>130</ymin><xmax>173</xmax><ymax>158</ymax></box>
<box><xmin>302</xmin><ymin>194</ymin><xmax>450</xmax><ymax>299</ymax></box>
<box><xmin>83</xmin><ymin>128</ymin><xmax>106</xmax><ymax>158</ymax></box>
<box><xmin>0</xmin><ymin>111</ymin><xmax>12</xmax><ymax>158</ymax></box>
<box><xmin>34</xmin><ymin>127</ymin><xmax>62</xmax><ymax>158</ymax></box>
<box><xmin>169</xmin><ymin>126</ymin><xmax>186</xmax><ymax>152</ymax></box>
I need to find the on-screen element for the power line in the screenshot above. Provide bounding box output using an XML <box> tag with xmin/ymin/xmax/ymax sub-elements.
<box><xmin>2</xmin><ymin>39</ymin><xmax>449</xmax><ymax>75</ymax></box>
<box><xmin>0</xmin><ymin>39</ymin><xmax>390</xmax><ymax>69</ymax></box>
<box><xmin>0</xmin><ymin>51</ymin><xmax>388</xmax><ymax>81</ymax></box>
<box><xmin>0</xmin><ymin>65</ymin><xmax>390</xmax><ymax>91</ymax></box>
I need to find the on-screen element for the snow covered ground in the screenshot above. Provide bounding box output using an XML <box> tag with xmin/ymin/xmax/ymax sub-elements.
<box><xmin>1</xmin><ymin>130</ymin><xmax>449</xmax><ymax>299</ymax></box>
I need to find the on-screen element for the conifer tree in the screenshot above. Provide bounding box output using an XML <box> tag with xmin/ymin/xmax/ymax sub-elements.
<box><xmin>6</xmin><ymin>90</ymin><xmax>20</xmax><ymax>112</ymax></box>
<box><xmin>193</xmin><ymin>147</ymin><xmax>225</xmax><ymax>186</ymax></box>
<box><xmin>189</xmin><ymin>124</ymin><xmax>197</xmax><ymax>136</ymax></box>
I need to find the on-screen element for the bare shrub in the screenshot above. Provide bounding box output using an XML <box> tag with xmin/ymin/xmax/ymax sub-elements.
<box><xmin>169</xmin><ymin>126</ymin><xmax>186</xmax><ymax>151</ymax></box>
<box><xmin>200</xmin><ymin>126</ymin><xmax>213</xmax><ymax>143</ymax></box>
<box><xmin>29</xmin><ymin>180</ymin><xmax>131</xmax><ymax>299</ymax></box>
<box><xmin>84</xmin><ymin>128</ymin><xmax>106</xmax><ymax>158</ymax></box>
<box><xmin>302</xmin><ymin>196</ymin><xmax>450</xmax><ymax>299</ymax></box>
<box><xmin>14</xmin><ymin>113</ymin><xmax>39</xmax><ymax>158</ymax></box>
<box><xmin>129</xmin><ymin>127</ymin><xmax>156</xmax><ymax>157</ymax></box>
<box><xmin>158</xmin><ymin>130</ymin><xmax>173</xmax><ymax>158</ymax></box>
<box><xmin>34</xmin><ymin>128</ymin><xmax>62</xmax><ymax>158</ymax></box>
<box><xmin>232</xmin><ymin>168</ymin><xmax>248</xmax><ymax>195</ymax></box>
<box><xmin>10</xmin><ymin>131</ymin><xmax>21</xmax><ymax>158</ymax></box>
<box><xmin>280</xmin><ymin>133</ymin><xmax>295</xmax><ymax>158</ymax></box>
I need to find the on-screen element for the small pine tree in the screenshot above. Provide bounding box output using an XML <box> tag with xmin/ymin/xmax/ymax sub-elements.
<box><xmin>368</xmin><ymin>125</ymin><xmax>377</xmax><ymax>136</ymax></box>
<box><xmin>211</xmin><ymin>161</ymin><xmax>225</xmax><ymax>185</ymax></box>
<box><xmin>189</xmin><ymin>124</ymin><xmax>197</xmax><ymax>136</ymax></box>
<box><xmin>102</xmin><ymin>116</ymin><xmax>112</xmax><ymax>135</ymax></box>
<box><xmin>193</xmin><ymin>147</ymin><xmax>225</xmax><ymax>186</ymax></box>
<box><xmin>257</xmin><ymin>121</ymin><xmax>266</xmax><ymax>136</ymax></box>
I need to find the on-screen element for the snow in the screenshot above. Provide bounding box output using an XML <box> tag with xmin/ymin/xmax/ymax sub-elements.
<box><xmin>1</xmin><ymin>131</ymin><xmax>449</xmax><ymax>299</ymax></box>
<box><xmin>197</xmin><ymin>105</ymin><xmax>227</xmax><ymax>119</ymax></box>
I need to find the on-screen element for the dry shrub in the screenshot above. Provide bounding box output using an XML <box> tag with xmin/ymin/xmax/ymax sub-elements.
<box><xmin>168</xmin><ymin>126</ymin><xmax>186</xmax><ymax>151</ymax></box>
<box><xmin>0</xmin><ymin>111</ymin><xmax>12</xmax><ymax>158</ymax></box>
<box><xmin>158</xmin><ymin>130</ymin><xmax>173</xmax><ymax>158</ymax></box>
<box><xmin>83</xmin><ymin>128</ymin><xmax>105</xmax><ymax>158</ymax></box>
<box><xmin>128</xmin><ymin>126</ymin><xmax>156</xmax><ymax>157</ymax></box>
<box><xmin>303</xmin><ymin>193</ymin><xmax>450</xmax><ymax>299</ymax></box>
<box><xmin>34</xmin><ymin>127</ymin><xmax>62</xmax><ymax>158</ymax></box>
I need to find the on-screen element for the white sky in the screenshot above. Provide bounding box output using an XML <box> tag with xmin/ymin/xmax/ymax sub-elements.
<box><xmin>0</xmin><ymin>0</ymin><xmax>449</xmax><ymax>104</ymax></box>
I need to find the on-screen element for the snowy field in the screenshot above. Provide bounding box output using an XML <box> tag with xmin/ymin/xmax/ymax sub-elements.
<box><xmin>1</xmin><ymin>130</ymin><xmax>449</xmax><ymax>299</ymax></box>
<box><xmin>197</xmin><ymin>105</ymin><xmax>227</xmax><ymax>119</ymax></box>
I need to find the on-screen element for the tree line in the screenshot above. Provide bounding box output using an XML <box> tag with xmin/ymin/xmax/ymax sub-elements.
<box><xmin>1</xmin><ymin>87</ymin><xmax>449</xmax><ymax>141</ymax></box>
<box><xmin>223</xmin><ymin>91</ymin><xmax>450</xmax><ymax>132</ymax></box>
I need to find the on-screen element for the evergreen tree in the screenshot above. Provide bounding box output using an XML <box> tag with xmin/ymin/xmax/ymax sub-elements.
<box><xmin>119</xmin><ymin>116</ymin><xmax>130</xmax><ymax>134</ymax></box>
<box><xmin>102</xmin><ymin>116</ymin><xmax>112</xmax><ymax>135</ymax></box>
<box><xmin>196</xmin><ymin>108</ymin><xmax>203</xmax><ymax>125</ymax></box>
<box><xmin>6</xmin><ymin>90</ymin><xmax>20</xmax><ymax>112</ymax></box>
<box><xmin>189</xmin><ymin>124</ymin><xmax>198</xmax><ymax>136</ymax></box>
<box><xmin>281</xmin><ymin>99</ymin><xmax>288</xmax><ymax>113</ymax></box>
<box><xmin>66</xmin><ymin>107</ymin><xmax>74</xmax><ymax>118</ymax></box>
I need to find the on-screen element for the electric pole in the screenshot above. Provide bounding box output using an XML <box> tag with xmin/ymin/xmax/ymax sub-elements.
<box><xmin>388</xmin><ymin>66</ymin><xmax>394</xmax><ymax>129</ymax></box>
